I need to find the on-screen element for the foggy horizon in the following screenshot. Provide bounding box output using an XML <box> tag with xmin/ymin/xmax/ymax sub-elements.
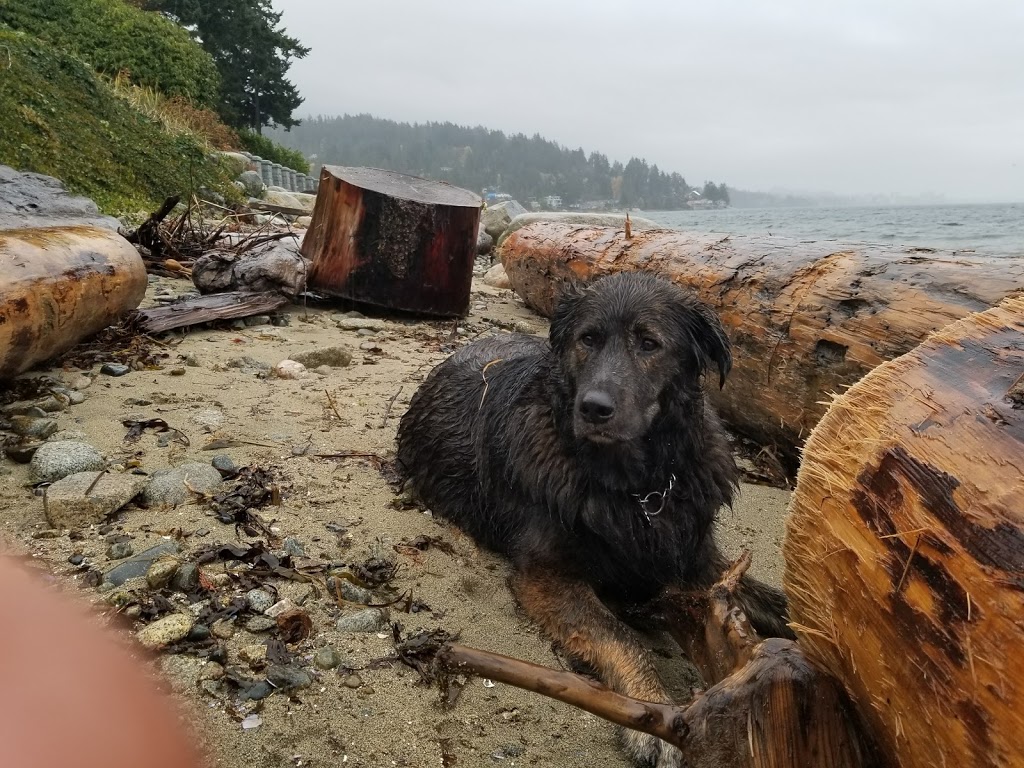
<box><xmin>275</xmin><ymin>0</ymin><xmax>1024</xmax><ymax>204</ymax></box>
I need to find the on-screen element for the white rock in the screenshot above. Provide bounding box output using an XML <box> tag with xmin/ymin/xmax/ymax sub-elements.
<box><xmin>274</xmin><ymin>360</ymin><xmax>307</xmax><ymax>379</ymax></box>
<box><xmin>482</xmin><ymin>263</ymin><xmax>512</xmax><ymax>290</ymax></box>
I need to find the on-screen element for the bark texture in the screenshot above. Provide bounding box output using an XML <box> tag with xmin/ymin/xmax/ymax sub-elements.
<box><xmin>498</xmin><ymin>223</ymin><xmax>1024</xmax><ymax>455</ymax></box>
<box><xmin>302</xmin><ymin>165</ymin><xmax>482</xmax><ymax>317</ymax></box>
<box><xmin>0</xmin><ymin>226</ymin><xmax>147</xmax><ymax>379</ymax></box>
<box><xmin>783</xmin><ymin>295</ymin><xmax>1024</xmax><ymax>768</ymax></box>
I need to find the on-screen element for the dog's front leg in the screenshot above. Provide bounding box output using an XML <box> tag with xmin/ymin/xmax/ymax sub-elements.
<box><xmin>511</xmin><ymin>566</ymin><xmax>683</xmax><ymax>768</ymax></box>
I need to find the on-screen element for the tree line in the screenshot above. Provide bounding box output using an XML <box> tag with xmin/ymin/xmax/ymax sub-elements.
<box><xmin>270</xmin><ymin>114</ymin><xmax>730</xmax><ymax>209</ymax></box>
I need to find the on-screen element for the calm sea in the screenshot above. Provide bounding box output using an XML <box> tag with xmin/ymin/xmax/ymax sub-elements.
<box><xmin>644</xmin><ymin>203</ymin><xmax>1024</xmax><ymax>257</ymax></box>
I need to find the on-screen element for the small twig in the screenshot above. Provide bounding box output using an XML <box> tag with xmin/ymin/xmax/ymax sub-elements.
<box><xmin>380</xmin><ymin>387</ymin><xmax>403</xmax><ymax>429</ymax></box>
<box><xmin>313</xmin><ymin>451</ymin><xmax>388</xmax><ymax>462</ymax></box>
<box><xmin>324</xmin><ymin>389</ymin><xmax>343</xmax><ymax>422</ymax></box>
<box><xmin>84</xmin><ymin>470</ymin><xmax>107</xmax><ymax>496</ymax></box>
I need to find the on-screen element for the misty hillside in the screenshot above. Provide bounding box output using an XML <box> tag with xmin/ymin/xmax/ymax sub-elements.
<box><xmin>269</xmin><ymin>114</ymin><xmax>730</xmax><ymax>210</ymax></box>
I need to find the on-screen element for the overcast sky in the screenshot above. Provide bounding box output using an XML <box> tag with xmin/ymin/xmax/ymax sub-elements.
<box><xmin>276</xmin><ymin>0</ymin><xmax>1024</xmax><ymax>202</ymax></box>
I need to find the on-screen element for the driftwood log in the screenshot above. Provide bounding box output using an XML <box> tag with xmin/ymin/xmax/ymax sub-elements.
<box><xmin>440</xmin><ymin>554</ymin><xmax>878</xmax><ymax>767</ymax></box>
<box><xmin>302</xmin><ymin>166</ymin><xmax>482</xmax><ymax>317</ymax></box>
<box><xmin>498</xmin><ymin>223</ymin><xmax>1024</xmax><ymax>459</ymax></box>
<box><xmin>133</xmin><ymin>291</ymin><xmax>289</xmax><ymax>334</ymax></box>
<box><xmin>0</xmin><ymin>226</ymin><xmax>147</xmax><ymax>380</ymax></box>
<box><xmin>783</xmin><ymin>294</ymin><xmax>1024</xmax><ymax>768</ymax></box>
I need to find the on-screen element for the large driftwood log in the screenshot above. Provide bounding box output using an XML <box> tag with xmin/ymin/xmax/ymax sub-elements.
<box><xmin>440</xmin><ymin>554</ymin><xmax>879</xmax><ymax>767</ymax></box>
<box><xmin>0</xmin><ymin>226</ymin><xmax>148</xmax><ymax>380</ymax></box>
<box><xmin>498</xmin><ymin>223</ymin><xmax>1024</xmax><ymax>458</ymax></box>
<box><xmin>783</xmin><ymin>295</ymin><xmax>1024</xmax><ymax>768</ymax></box>
<box><xmin>302</xmin><ymin>166</ymin><xmax>482</xmax><ymax>317</ymax></box>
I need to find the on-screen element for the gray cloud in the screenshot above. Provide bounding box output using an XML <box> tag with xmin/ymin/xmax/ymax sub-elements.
<box><xmin>276</xmin><ymin>0</ymin><xmax>1024</xmax><ymax>201</ymax></box>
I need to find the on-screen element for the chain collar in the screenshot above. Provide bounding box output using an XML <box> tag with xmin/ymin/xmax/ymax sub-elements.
<box><xmin>634</xmin><ymin>473</ymin><xmax>676</xmax><ymax>526</ymax></box>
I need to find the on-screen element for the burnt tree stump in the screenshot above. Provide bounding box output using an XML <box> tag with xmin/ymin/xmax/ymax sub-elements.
<box><xmin>302</xmin><ymin>166</ymin><xmax>482</xmax><ymax>317</ymax></box>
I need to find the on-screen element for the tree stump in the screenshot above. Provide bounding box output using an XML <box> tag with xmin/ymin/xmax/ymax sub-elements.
<box><xmin>302</xmin><ymin>166</ymin><xmax>482</xmax><ymax>317</ymax></box>
<box><xmin>783</xmin><ymin>294</ymin><xmax>1024</xmax><ymax>768</ymax></box>
<box><xmin>0</xmin><ymin>226</ymin><xmax>148</xmax><ymax>380</ymax></box>
<box><xmin>497</xmin><ymin>223</ymin><xmax>1024</xmax><ymax>460</ymax></box>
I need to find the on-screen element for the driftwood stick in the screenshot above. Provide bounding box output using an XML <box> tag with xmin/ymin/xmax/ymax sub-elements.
<box><xmin>438</xmin><ymin>642</ymin><xmax>690</xmax><ymax>750</ymax></box>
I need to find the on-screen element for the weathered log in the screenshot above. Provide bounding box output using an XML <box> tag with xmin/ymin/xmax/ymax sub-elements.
<box><xmin>782</xmin><ymin>295</ymin><xmax>1024</xmax><ymax>768</ymax></box>
<box><xmin>498</xmin><ymin>223</ymin><xmax>1024</xmax><ymax>459</ymax></box>
<box><xmin>133</xmin><ymin>291</ymin><xmax>289</xmax><ymax>334</ymax></box>
<box><xmin>440</xmin><ymin>554</ymin><xmax>878</xmax><ymax>767</ymax></box>
<box><xmin>0</xmin><ymin>226</ymin><xmax>148</xmax><ymax>380</ymax></box>
<box><xmin>301</xmin><ymin>166</ymin><xmax>482</xmax><ymax>318</ymax></box>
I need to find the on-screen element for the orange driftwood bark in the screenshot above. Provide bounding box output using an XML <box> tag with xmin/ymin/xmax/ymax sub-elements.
<box><xmin>783</xmin><ymin>295</ymin><xmax>1024</xmax><ymax>768</ymax></box>
<box><xmin>302</xmin><ymin>166</ymin><xmax>482</xmax><ymax>318</ymax></box>
<box><xmin>498</xmin><ymin>223</ymin><xmax>1024</xmax><ymax>457</ymax></box>
<box><xmin>0</xmin><ymin>226</ymin><xmax>148</xmax><ymax>380</ymax></box>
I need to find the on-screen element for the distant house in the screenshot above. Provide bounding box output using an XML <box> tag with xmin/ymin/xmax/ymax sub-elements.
<box><xmin>543</xmin><ymin>195</ymin><xmax>563</xmax><ymax>209</ymax></box>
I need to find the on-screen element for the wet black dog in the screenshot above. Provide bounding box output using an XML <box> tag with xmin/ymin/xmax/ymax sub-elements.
<box><xmin>396</xmin><ymin>271</ymin><xmax>789</xmax><ymax>767</ymax></box>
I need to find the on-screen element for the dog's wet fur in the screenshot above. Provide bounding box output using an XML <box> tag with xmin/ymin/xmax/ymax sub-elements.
<box><xmin>397</xmin><ymin>271</ymin><xmax>791</xmax><ymax>767</ymax></box>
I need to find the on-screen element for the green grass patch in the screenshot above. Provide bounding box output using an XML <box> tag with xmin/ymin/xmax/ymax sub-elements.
<box><xmin>0</xmin><ymin>0</ymin><xmax>219</xmax><ymax>105</ymax></box>
<box><xmin>0</xmin><ymin>28</ymin><xmax>239</xmax><ymax>218</ymax></box>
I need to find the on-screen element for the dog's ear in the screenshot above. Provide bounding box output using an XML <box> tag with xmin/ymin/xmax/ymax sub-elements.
<box><xmin>549</xmin><ymin>277</ymin><xmax>588</xmax><ymax>353</ymax></box>
<box><xmin>680</xmin><ymin>301</ymin><xmax>733</xmax><ymax>389</ymax></box>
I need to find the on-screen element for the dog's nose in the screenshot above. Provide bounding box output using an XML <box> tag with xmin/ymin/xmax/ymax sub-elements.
<box><xmin>580</xmin><ymin>390</ymin><xmax>616</xmax><ymax>423</ymax></box>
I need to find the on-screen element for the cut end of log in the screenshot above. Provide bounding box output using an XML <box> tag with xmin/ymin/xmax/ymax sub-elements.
<box><xmin>783</xmin><ymin>294</ymin><xmax>1024</xmax><ymax>768</ymax></box>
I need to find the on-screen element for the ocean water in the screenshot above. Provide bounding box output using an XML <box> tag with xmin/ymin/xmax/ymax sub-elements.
<box><xmin>643</xmin><ymin>203</ymin><xmax>1024</xmax><ymax>257</ymax></box>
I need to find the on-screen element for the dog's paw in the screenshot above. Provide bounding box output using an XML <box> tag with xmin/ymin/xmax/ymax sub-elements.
<box><xmin>619</xmin><ymin>727</ymin><xmax>684</xmax><ymax>768</ymax></box>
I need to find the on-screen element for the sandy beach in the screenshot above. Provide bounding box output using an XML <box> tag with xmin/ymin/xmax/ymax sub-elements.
<box><xmin>0</xmin><ymin>273</ymin><xmax>791</xmax><ymax>768</ymax></box>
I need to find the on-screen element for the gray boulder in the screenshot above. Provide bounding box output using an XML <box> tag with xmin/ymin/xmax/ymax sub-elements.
<box><xmin>264</xmin><ymin>190</ymin><xmax>303</xmax><ymax>209</ymax></box>
<box><xmin>219</xmin><ymin>151</ymin><xmax>253</xmax><ymax>176</ymax></box>
<box><xmin>0</xmin><ymin>165</ymin><xmax>121</xmax><ymax>231</ymax></box>
<box><xmin>482</xmin><ymin>263</ymin><xmax>511</xmax><ymax>290</ymax></box>
<box><xmin>238</xmin><ymin>170</ymin><xmax>266</xmax><ymax>198</ymax></box>
<box><xmin>143</xmin><ymin>462</ymin><xmax>223</xmax><ymax>508</ymax></box>
<box><xmin>44</xmin><ymin>472</ymin><xmax>148</xmax><ymax>529</ymax></box>
<box><xmin>191</xmin><ymin>239</ymin><xmax>308</xmax><ymax>297</ymax></box>
<box><xmin>476</xmin><ymin>226</ymin><xmax>493</xmax><ymax>255</ymax></box>
<box><xmin>104</xmin><ymin>541</ymin><xmax>182</xmax><ymax>586</ymax></box>
<box><xmin>497</xmin><ymin>212</ymin><xmax>662</xmax><ymax>248</ymax></box>
<box><xmin>290</xmin><ymin>346</ymin><xmax>353</xmax><ymax>368</ymax></box>
<box><xmin>481</xmin><ymin>200</ymin><xmax>528</xmax><ymax>241</ymax></box>
<box><xmin>291</xmin><ymin>192</ymin><xmax>316</xmax><ymax>212</ymax></box>
<box><xmin>30</xmin><ymin>440</ymin><xmax>105</xmax><ymax>484</ymax></box>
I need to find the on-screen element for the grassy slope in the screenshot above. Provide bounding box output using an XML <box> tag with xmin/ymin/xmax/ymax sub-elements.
<box><xmin>0</xmin><ymin>28</ymin><xmax>237</xmax><ymax>217</ymax></box>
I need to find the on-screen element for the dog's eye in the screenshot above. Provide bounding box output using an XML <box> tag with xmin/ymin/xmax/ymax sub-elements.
<box><xmin>639</xmin><ymin>337</ymin><xmax>660</xmax><ymax>352</ymax></box>
<box><xmin>580</xmin><ymin>333</ymin><xmax>596</xmax><ymax>348</ymax></box>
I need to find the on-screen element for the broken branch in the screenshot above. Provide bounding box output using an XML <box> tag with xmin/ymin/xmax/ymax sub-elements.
<box><xmin>437</xmin><ymin>642</ymin><xmax>690</xmax><ymax>750</ymax></box>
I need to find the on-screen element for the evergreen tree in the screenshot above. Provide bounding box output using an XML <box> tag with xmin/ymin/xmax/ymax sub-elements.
<box><xmin>269</xmin><ymin>114</ymin><xmax>724</xmax><ymax>210</ymax></box>
<box><xmin>144</xmin><ymin>0</ymin><xmax>309</xmax><ymax>132</ymax></box>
